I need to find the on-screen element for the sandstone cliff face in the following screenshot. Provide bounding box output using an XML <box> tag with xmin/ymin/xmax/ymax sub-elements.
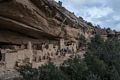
<box><xmin>0</xmin><ymin>0</ymin><xmax>54</xmax><ymax>38</ymax></box>
<box><xmin>0</xmin><ymin>0</ymin><xmax>94</xmax><ymax>44</ymax></box>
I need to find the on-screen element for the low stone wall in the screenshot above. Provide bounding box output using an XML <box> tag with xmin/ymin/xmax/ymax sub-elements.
<box><xmin>5</xmin><ymin>49</ymin><xmax>33</xmax><ymax>69</ymax></box>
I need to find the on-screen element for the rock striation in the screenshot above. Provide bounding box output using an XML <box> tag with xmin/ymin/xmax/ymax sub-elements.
<box><xmin>0</xmin><ymin>0</ymin><xmax>95</xmax><ymax>44</ymax></box>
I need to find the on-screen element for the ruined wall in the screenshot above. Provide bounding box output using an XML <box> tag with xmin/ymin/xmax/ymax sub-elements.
<box><xmin>5</xmin><ymin>49</ymin><xmax>33</xmax><ymax>69</ymax></box>
<box><xmin>5</xmin><ymin>52</ymin><xmax>17</xmax><ymax>69</ymax></box>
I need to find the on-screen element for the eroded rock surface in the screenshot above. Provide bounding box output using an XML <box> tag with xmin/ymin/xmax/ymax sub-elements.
<box><xmin>0</xmin><ymin>0</ymin><xmax>94</xmax><ymax>44</ymax></box>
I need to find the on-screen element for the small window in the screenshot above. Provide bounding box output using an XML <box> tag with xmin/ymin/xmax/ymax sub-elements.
<box><xmin>39</xmin><ymin>56</ymin><xmax>41</xmax><ymax>62</ymax></box>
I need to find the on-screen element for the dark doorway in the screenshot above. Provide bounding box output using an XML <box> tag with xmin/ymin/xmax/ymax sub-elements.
<box><xmin>0</xmin><ymin>50</ymin><xmax>2</xmax><ymax>61</ymax></box>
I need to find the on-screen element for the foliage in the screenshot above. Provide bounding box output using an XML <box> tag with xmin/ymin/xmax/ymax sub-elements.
<box><xmin>17</xmin><ymin>65</ymin><xmax>38</xmax><ymax>80</ymax></box>
<box><xmin>18</xmin><ymin>62</ymin><xmax>67</xmax><ymax>80</ymax></box>
<box><xmin>85</xmin><ymin>34</ymin><xmax>120</xmax><ymax>80</ymax></box>
<box><xmin>86</xmin><ymin>72</ymin><xmax>101</xmax><ymax>80</ymax></box>
<box><xmin>60</xmin><ymin>55</ymin><xmax>88</xmax><ymax>80</ymax></box>
<box><xmin>87</xmin><ymin>22</ymin><xmax>93</xmax><ymax>27</ymax></box>
<box><xmin>38</xmin><ymin>62</ymin><xmax>67</xmax><ymax>80</ymax></box>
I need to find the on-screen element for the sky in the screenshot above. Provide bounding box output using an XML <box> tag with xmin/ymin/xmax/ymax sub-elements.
<box><xmin>55</xmin><ymin>0</ymin><xmax>120</xmax><ymax>31</ymax></box>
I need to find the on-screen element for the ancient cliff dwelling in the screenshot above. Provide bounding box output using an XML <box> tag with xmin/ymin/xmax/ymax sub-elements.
<box><xmin>0</xmin><ymin>0</ymin><xmax>93</xmax><ymax>71</ymax></box>
<box><xmin>1</xmin><ymin>0</ymin><xmax>120</xmax><ymax>79</ymax></box>
<box><xmin>1</xmin><ymin>0</ymin><xmax>119</xmax><ymax>73</ymax></box>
